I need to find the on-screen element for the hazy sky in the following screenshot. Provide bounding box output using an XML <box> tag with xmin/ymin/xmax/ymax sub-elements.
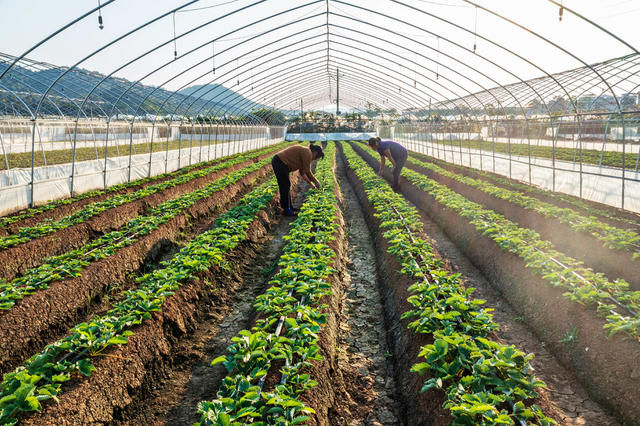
<box><xmin>1</xmin><ymin>0</ymin><xmax>639</xmax><ymax>110</ymax></box>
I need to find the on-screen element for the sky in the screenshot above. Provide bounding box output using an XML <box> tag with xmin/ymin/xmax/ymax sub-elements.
<box><xmin>1</xmin><ymin>0</ymin><xmax>639</xmax><ymax>112</ymax></box>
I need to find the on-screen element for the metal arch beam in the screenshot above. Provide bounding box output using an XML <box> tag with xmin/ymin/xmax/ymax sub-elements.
<box><xmin>191</xmin><ymin>27</ymin><xmax>486</xmax><ymax>118</ymax></box>
<box><xmin>204</xmin><ymin>60</ymin><xmax>409</xmax><ymax>119</ymax></box>
<box><xmin>29</xmin><ymin>0</ymin><xmax>204</xmax><ymax>125</ymax></box>
<box><xmin>4</xmin><ymin>56</ymin><xmax>113</xmax><ymax>119</ymax></box>
<box><xmin>205</xmin><ymin>50</ymin><xmax>422</xmax><ymax>113</ymax></box>
<box><xmin>327</xmin><ymin>24</ymin><xmax>494</xmax><ymax>114</ymax></box>
<box><xmin>383</xmin><ymin>0</ymin><xmax>574</xmax><ymax>115</ymax></box>
<box><xmin>159</xmin><ymin>23</ymin><xmax>328</xmax><ymax>119</ymax></box>
<box><xmin>103</xmin><ymin>1</ymin><xmax>323</xmax><ymax>120</ymax></box>
<box><xmin>327</xmin><ymin>37</ymin><xmax>478</xmax><ymax>112</ymax></box>
<box><xmin>0</xmin><ymin>0</ymin><xmax>117</xmax><ymax>81</ymax></box>
<box><xmin>463</xmin><ymin>0</ymin><xmax>622</xmax><ymax>112</ymax></box>
<box><xmin>240</xmin><ymin>64</ymin><xmax>410</xmax><ymax>113</ymax></box>
<box><xmin>330</xmin><ymin>3</ymin><xmax>547</xmax><ymax>119</ymax></box>
<box><xmin>213</xmin><ymin>60</ymin><xmax>409</xmax><ymax>116</ymax></box>
<box><xmin>200</xmin><ymin>53</ymin><xmax>421</xmax><ymax>118</ymax></box>
<box><xmin>547</xmin><ymin>0</ymin><xmax>640</xmax><ymax>56</ymax></box>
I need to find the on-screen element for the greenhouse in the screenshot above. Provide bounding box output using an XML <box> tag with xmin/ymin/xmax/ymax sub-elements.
<box><xmin>0</xmin><ymin>1</ymin><xmax>639</xmax><ymax>425</ymax></box>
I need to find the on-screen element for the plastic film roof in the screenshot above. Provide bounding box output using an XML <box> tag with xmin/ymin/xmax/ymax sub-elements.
<box><xmin>1</xmin><ymin>0</ymin><xmax>639</xmax><ymax>122</ymax></box>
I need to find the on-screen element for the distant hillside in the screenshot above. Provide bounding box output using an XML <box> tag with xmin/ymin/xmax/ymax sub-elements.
<box><xmin>0</xmin><ymin>54</ymin><xmax>256</xmax><ymax>118</ymax></box>
<box><xmin>178</xmin><ymin>83</ymin><xmax>263</xmax><ymax>112</ymax></box>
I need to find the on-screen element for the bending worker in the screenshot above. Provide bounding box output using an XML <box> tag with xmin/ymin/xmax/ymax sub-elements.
<box><xmin>271</xmin><ymin>143</ymin><xmax>324</xmax><ymax>216</ymax></box>
<box><xmin>368</xmin><ymin>136</ymin><xmax>408</xmax><ymax>190</ymax></box>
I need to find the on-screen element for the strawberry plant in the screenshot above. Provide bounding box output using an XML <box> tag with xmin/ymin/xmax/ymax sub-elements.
<box><xmin>0</xmin><ymin>142</ymin><xmax>286</xmax><ymax>230</ymax></box>
<box><xmin>408</xmin><ymin>148</ymin><xmax>640</xmax><ymax>228</ymax></box>
<box><xmin>0</xmin><ymin>156</ymin><xmax>274</xmax><ymax>311</ymax></box>
<box><xmin>0</xmin><ymin>142</ymin><xmax>289</xmax><ymax>250</ymax></box>
<box><xmin>406</xmin><ymin>156</ymin><xmax>640</xmax><ymax>257</ymax></box>
<box><xmin>343</xmin><ymin>142</ymin><xmax>555</xmax><ymax>425</ymax></box>
<box><xmin>390</xmin><ymin>153</ymin><xmax>640</xmax><ymax>341</ymax></box>
<box><xmin>196</xmin><ymin>144</ymin><xmax>339</xmax><ymax>425</ymax></box>
<box><xmin>0</xmin><ymin>175</ymin><xmax>282</xmax><ymax>425</ymax></box>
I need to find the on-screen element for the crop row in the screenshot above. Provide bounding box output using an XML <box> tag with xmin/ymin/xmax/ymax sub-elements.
<box><xmin>0</xmin><ymin>176</ymin><xmax>282</xmax><ymax>425</ymax></box>
<box><xmin>391</xmin><ymin>151</ymin><xmax>640</xmax><ymax>340</ymax></box>
<box><xmin>0</xmin><ymin>155</ymin><xmax>272</xmax><ymax>311</ymax></box>
<box><xmin>0</xmin><ymin>142</ymin><xmax>287</xmax><ymax>231</ymax></box>
<box><xmin>420</xmin><ymin>138</ymin><xmax>631</xmax><ymax>171</ymax></box>
<box><xmin>405</xmin><ymin>156</ymin><xmax>640</xmax><ymax>257</ymax></box>
<box><xmin>0</xmin><ymin>142</ymin><xmax>287</xmax><ymax>250</ymax></box>
<box><xmin>342</xmin><ymin>143</ymin><xmax>554</xmax><ymax>425</ymax></box>
<box><xmin>409</xmin><ymin>150</ymin><xmax>639</xmax><ymax>228</ymax></box>
<box><xmin>196</xmin><ymin>144</ymin><xmax>339</xmax><ymax>425</ymax></box>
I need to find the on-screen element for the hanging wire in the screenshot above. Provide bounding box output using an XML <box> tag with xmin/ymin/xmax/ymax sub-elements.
<box><xmin>559</xmin><ymin>0</ymin><xmax>564</xmax><ymax>22</ymax></box>
<box><xmin>172</xmin><ymin>12</ymin><xmax>178</xmax><ymax>60</ymax></box>
<box><xmin>97</xmin><ymin>0</ymin><xmax>104</xmax><ymax>30</ymax></box>
<box><xmin>473</xmin><ymin>6</ymin><xmax>478</xmax><ymax>53</ymax></box>
<box><xmin>236</xmin><ymin>58</ymin><xmax>240</xmax><ymax>86</ymax></box>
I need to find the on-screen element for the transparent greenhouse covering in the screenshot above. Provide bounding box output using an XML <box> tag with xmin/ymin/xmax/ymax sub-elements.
<box><xmin>1</xmin><ymin>0</ymin><xmax>640</xmax><ymax>213</ymax></box>
<box><xmin>2</xmin><ymin>0</ymin><xmax>640</xmax><ymax>117</ymax></box>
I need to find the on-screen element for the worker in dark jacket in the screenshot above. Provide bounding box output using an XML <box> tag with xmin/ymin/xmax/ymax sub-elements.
<box><xmin>368</xmin><ymin>136</ymin><xmax>408</xmax><ymax>190</ymax></box>
<box><xmin>271</xmin><ymin>143</ymin><xmax>324</xmax><ymax>216</ymax></box>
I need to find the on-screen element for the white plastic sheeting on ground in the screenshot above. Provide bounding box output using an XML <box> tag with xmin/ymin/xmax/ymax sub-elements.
<box><xmin>0</xmin><ymin>138</ymin><xmax>280</xmax><ymax>216</ymax></box>
<box><xmin>1</xmin><ymin>133</ymin><xmax>264</xmax><ymax>154</ymax></box>
<box><xmin>285</xmin><ymin>132</ymin><xmax>375</xmax><ymax>141</ymax></box>
<box><xmin>395</xmin><ymin>136</ymin><xmax>640</xmax><ymax>214</ymax></box>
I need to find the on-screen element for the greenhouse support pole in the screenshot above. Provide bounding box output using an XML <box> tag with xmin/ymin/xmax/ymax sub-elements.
<box><xmin>552</xmin><ymin>119</ymin><xmax>557</xmax><ymax>192</ymax></box>
<box><xmin>467</xmin><ymin>124</ymin><xmax>472</xmax><ymax>167</ymax></box>
<box><xmin>199</xmin><ymin>122</ymin><xmax>204</xmax><ymax>164</ymax></box>
<box><xmin>164</xmin><ymin>124</ymin><xmax>170</xmax><ymax>174</ymax></box>
<box><xmin>622</xmin><ymin>113</ymin><xmax>626</xmax><ymax>211</ymax></box>
<box><xmin>492</xmin><ymin>121</ymin><xmax>496</xmax><ymax>173</ymax></box>
<box><xmin>189</xmin><ymin>122</ymin><xmax>194</xmax><ymax>166</ymax></box>
<box><xmin>479</xmin><ymin>120</ymin><xmax>483</xmax><ymax>171</ymax></box>
<box><xmin>458</xmin><ymin>128</ymin><xmax>463</xmax><ymax>165</ymax></box>
<box><xmin>178</xmin><ymin>121</ymin><xmax>183</xmax><ymax>169</ymax></box>
<box><xmin>103</xmin><ymin>120</ymin><xmax>111</xmax><ymax>189</ymax></box>
<box><xmin>147</xmin><ymin>123</ymin><xmax>155</xmax><ymax>178</ymax></box>
<box><xmin>601</xmin><ymin>115</ymin><xmax>610</xmax><ymax>167</ymax></box>
<box><xmin>507</xmin><ymin>119</ymin><xmax>512</xmax><ymax>179</ymax></box>
<box><xmin>578</xmin><ymin>115</ymin><xmax>583</xmax><ymax>199</ymax></box>
<box><xmin>127</xmin><ymin>122</ymin><xmax>135</xmax><ymax>183</ymax></box>
<box><xmin>0</xmin><ymin>133</ymin><xmax>8</xmax><ymax>171</ymax></box>
<box><xmin>213</xmin><ymin>123</ymin><xmax>219</xmax><ymax>160</ymax></box>
<box><xmin>526</xmin><ymin>122</ymin><xmax>532</xmax><ymax>185</ymax></box>
<box><xmin>70</xmin><ymin>119</ymin><xmax>80</xmax><ymax>197</ymax></box>
<box><xmin>28</xmin><ymin>117</ymin><xmax>37</xmax><ymax>207</ymax></box>
<box><xmin>207</xmin><ymin>120</ymin><xmax>212</xmax><ymax>162</ymax></box>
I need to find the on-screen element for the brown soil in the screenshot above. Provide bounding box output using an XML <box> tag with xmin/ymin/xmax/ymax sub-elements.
<box><xmin>0</xmin><ymin>163</ymin><xmax>273</xmax><ymax>376</ymax></box>
<box><xmin>21</xmin><ymin>175</ymin><xmax>303</xmax><ymax>425</ymax></box>
<box><xmin>124</xmin><ymin>151</ymin><xmax>403</xmax><ymax>426</ymax></box>
<box><xmin>339</xmin><ymin>143</ymin><xmax>450</xmax><ymax>425</ymax></box>
<box><xmin>119</xmin><ymin>180</ymin><xmax>310</xmax><ymax>425</ymax></box>
<box><xmin>404</xmin><ymin>158</ymin><xmax>640</xmax><ymax>290</ymax></box>
<box><xmin>352</xmin><ymin>142</ymin><xmax>639</xmax><ymax>425</ymax></box>
<box><xmin>0</xmin><ymin>149</ymin><xmax>278</xmax><ymax>282</ymax></box>
<box><xmin>411</xmin><ymin>150</ymin><xmax>640</xmax><ymax>232</ymax></box>
<box><xmin>297</xmin><ymin>178</ymin><xmax>349</xmax><ymax>425</ymax></box>
<box><xmin>328</xmin><ymin>153</ymin><xmax>402</xmax><ymax>425</ymax></box>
